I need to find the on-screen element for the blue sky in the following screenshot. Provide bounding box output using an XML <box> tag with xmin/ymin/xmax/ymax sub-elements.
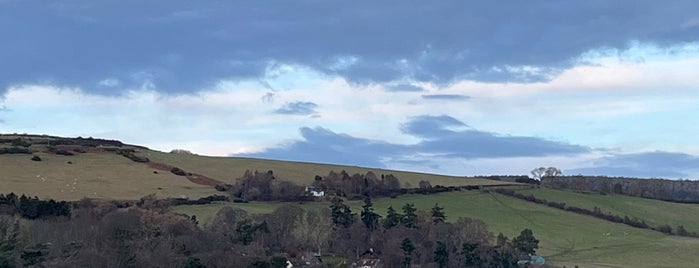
<box><xmin>2</xmin><ymin>1</ymin><xmax>699</xmax><ymax>178</ymax></box>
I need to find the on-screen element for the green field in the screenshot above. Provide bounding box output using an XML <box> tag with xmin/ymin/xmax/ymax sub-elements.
<box><xmin>518</xmin><ymin>188</ymin><xmax>699</xmax><ymax>233</ymax></box>
<box><xmin>173</xmin><ymin>190</ymin><xmax>699</xmax><ymax>268</ymax></box>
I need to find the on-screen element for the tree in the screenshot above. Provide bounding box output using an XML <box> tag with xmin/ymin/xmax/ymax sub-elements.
<box><xmin>512</xmin><ymin>228</ymin><xmax>539</xmax><ymax>256</ymax></box>
<box><xmin>401</xmin><ymin>203</ymin><xmax>418</xmax><ymax>228</ymax></box>
<box><xmin>433</xmin><ymin>241</ymin><xmax>449</xmax><ymax>268</ymax></box>
<box><xmin>400</xmin><ymin>238</ymin><xmax>415</xmax><ymax>268</ymax></box>
<box><xmin>460</xmin><ymin>243</ymin><xmax>482</xmax><ymax>267</ymax></box>
<box><xmin>235</xmin><ymin>219</ymin><xmax>269</xmax><ymax>245</ymax></box>
<box><xmin>531</xmin><ymin>167</ymin><xmax>562</xmax><ymax>180</ymax></box>
<box><xmin>544</xmin><ymin>167</ymin><xmax>562</xmax><ymax>177</ymax></box>
<box><xmin>430</xmin><ymin>203</ymin><xmax>446</xmax><ymax>224</ymax></box>
<box><xmin>330</xmin><ymin>197</ymin><xmax>354</xmax><ymax>228</ymax></box>
<box><xmin>360</xmin><ymin>196</ymin><xmax>381</xmax><ymax>232</ymax></box>
<box><xmin>270</xmin><ymin>256</ymin><xmax>288</xmax><ymax>268</ymax></box>
<box><xmin>383</xmin><ymin>206</ymin><xmax>402</xmax><ymax>230</ymax></box>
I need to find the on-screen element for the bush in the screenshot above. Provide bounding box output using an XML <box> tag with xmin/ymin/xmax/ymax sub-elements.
<box><xmin>0</xmin><ymin>147</ymin><xmax>30</xmax><ymax>154</ymax></box>
<box><xmin>171</xmin><ymin>167</ymin><xmax>187</xmax><ymax>176</ymax></box>
<box><xmin>55</xmin><ymin>150</ymin><xmax>74</xmax><ymax>156</ymax></box>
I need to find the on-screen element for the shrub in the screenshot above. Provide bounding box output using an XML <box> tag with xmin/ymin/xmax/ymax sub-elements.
<box><xmin>55</xmin><ymin>150</ymin><xmax>74</xmax><ymax>156</ymax></box>
<box><xmin>0</xmin><ymin>147</ymin><xmax>30</xmax><ymax>154</ymax></box>
<box><xmin>171</xmin><ymin>167</ymin><xmax>187</xmax><ymax>176</ymax></box>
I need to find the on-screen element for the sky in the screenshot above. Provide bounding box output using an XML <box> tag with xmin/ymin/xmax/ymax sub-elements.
<box><xmin>2</xmin><ymin>1</ymin><xmax>699</xmax><ymax>179</ymax></box>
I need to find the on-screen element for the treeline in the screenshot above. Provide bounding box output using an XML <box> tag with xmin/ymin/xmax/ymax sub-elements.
<box><xmin>542</xmin><ymin>176</ymin><xmax>699</xmax><ymax>203</ymax></box>
<box><xmin>0</xmin><ymin>193</ymin><xmax>70</xmax><ymax>219</ymax></box>
<box><xmin>224</xmin><ymin>170</ymin><xmax>310</xmax><ymax>202</ymax></box>
<box><xmin>222</xmin><ymin>170</ymin><xmax>489</xmax><ymax>203</ymax></box>
<box><xmin>493</xmin><ymin>188</ymin><xmax>697</xmax><ymax>237</ymax></box>
<box><xmin>0</xmin><ymin>195</ymin><xmax>540</xmax><ymax>268</ymax></box>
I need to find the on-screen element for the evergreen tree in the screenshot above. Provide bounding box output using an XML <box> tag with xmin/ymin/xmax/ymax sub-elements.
<box><xmin>461</xmin><ymin>242</ymin><xmax>482</xmax><ymax>267</ymax></box>
<box><xmin>382</xmin><ymin>206</ymin><xmax>402</xmax><ymax>230</ymax></box>
<box><xmin>512</xmin><ymin>228</ymin><xmax>539</xmax><ymax>256</ymax></box>
<box><xmin>235</xmin><ymin>219</ymin><xmax>269</xmax><ymax>245</ymax></box>
<box><xmin>430</xmin><ymin>203</ymin><xmax>446</xmax><ymax>224</ymax></box>
<box><xmin>330</xmin><ymin>197</ymin><xmax>355</xmax><ymax>228</ymax></box>
<box><xmin>433</xmin><ymin>241</ymin><xmax>449</xmax><ymax>268</ymax></box>
<box><xmin>401</xmin><ymin>203</ymin><xmax>418</xmax><ymax>228</ymax></box>
<box><xmin>400</xmin><ymin>238</ymin><xmax>415</xmax><ymax>268</ymax></box>
<box><xmin>360</xmin><ymin>196</ymin><xmax>380</xmax><ymax>232</ymax></box>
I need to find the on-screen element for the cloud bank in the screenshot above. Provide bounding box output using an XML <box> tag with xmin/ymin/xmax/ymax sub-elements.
<box><xmin>2</xmin><ymin>1</ymin><xmax>699</xmax><ymax>94</ymax></box>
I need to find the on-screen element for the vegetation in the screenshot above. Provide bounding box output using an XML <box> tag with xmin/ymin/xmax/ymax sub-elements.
<box><xmin>518</xmin><ymin>187</ymin><xmax>699</xmax><ymax>236</ymax></box>
<box><xmin>542</xmin><ymin>175</ymin><xmax>699</xmax><ymax>202</ymax></box>
<box><xmin>4</xmin><ymin>135</ymin><xmax>699</xmax><ymax>267</ymax></box>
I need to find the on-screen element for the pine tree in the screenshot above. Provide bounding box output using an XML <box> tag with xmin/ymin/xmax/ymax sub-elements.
<box><xmin>400</xmin><ymin>238</ymin><xmax>415</xmax><ymax>268</ymax></box>
<box><xmin>330</xmin><ymin>197</ymin><xmax>355</xmax><ymax>228</ymax></box>
<box><xmin>382</xmin><ymin>206</ymin><xmax>402</xmax><ymax>230</ymax></box>
<box><xmin>431</xmin><ymin>203</ymin><xmax>446</xmax><ymax>224</ymax></box>
<box><xmin>401</xmin><ymin>203</ymin><xmax>418</xmax><ymax>228</ymax></box>
<box><xmin>433</xmin><ymin>241</ymin><xmax>449</xmax><ymax>268</ymax></box>
<box><xmin>360</xmin><ymin>196</ymin><xmax>380</xmax><ymax>232</ymax></box>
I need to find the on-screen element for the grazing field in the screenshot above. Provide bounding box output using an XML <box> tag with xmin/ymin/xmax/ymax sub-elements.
<box><xmin>0</xmin><ymin>152</ymin><xmax>218</xmax><ymax>201</ymax></box>
<box><xmin>174</xmin><ymin>191</ymin><xmax>699</xmax><ymax>268</ymax></box>
<box><xmin>139</xmin><ymin>150</ymin><xmax>504</xmax><ymax>187</ymax></box>
<box><xmin>1</xmin><ymin>147</ymin><xmax>506</xmax><ymax>201</ymax></box>
<box><xmin>518</xmin><ymin>188</ymin><xmax>699</xmax><ymax>233</ymax></box>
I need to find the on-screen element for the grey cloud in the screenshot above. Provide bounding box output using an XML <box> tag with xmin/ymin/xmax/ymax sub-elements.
<box><xmin>274</xmin><ymin>102</ymin><xmax>318</xmax><ymax>115</ymax></box>
<box><xmin>421</xmin><ymin>94</ymin><xmax>471</xmax><ymax>101</ymax></box>
<box><xmin>3</xmin><ymin>1</ymin><xmax>699</xmax><ymax>94</ymax></box>
<box><xmin>568</xmin><ymin>151</ymin><xmax>699</xmax><ymax>179</ymax></box>
<box><xmin>239</xmin><ymin>115</ymin><xmax>589</xmax><ymax>167</ymax></box>
<box><xmin>386</xmin><ymin>84</ymin><xmax>424</xmax><ymax>92</ymax></box>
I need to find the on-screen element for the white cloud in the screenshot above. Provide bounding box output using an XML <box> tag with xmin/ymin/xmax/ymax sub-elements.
<box><xmin>98</xmin><ymin>78</ymin><xmax>120</xmax><ymax>87</ymax></box>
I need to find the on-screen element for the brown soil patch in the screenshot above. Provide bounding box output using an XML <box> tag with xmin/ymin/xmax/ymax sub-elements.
<box><xmin>148</xmin><ymin>162</ymin><xmax>223</xmax><ymax>187</ymax></box>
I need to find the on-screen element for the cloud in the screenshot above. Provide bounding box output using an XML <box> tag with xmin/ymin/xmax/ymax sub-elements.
<box><xmin>240</xmin><ymin>115</ymin><xmax>589</xmax><ymax>168</ymax></box>
<box><xmin>274</xmin><ymin>101</ymin><xmax>318</xmax><ymax>115</ymax></box>
<box><xmin>568</xmin><ymin>151</ymin><xmax>699</xmax><ymax>179</ymax></box>
<box><xmin>386</xmin><ymin>84</ymin><xmax>424</xmax><ymax>92</ymax></box>
<box><xmin>3</xmin><ymin>1</ymin><xmax>699</xmax><ymax>93</ymax></box>
<box><xmin>421</xmin><ymin>94</ymin><xmax>471</xmax><ymax>101</ymax></box>
<box><xmin>97</xmin><ymin>78</ymin><xmax>120</xmax><ymax>87</ymax></box>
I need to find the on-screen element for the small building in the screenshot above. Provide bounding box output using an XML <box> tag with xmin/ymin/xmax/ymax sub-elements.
<box><xmin>351</xmin><ymin>248</ymin><xmax>382</xmax><ymax>268</ymax></box>
<box><xmin>305</xmin><ymin>186</ymin><xmax>325</xmax><ymax>197</ymax></box>
<box><xmin>517</xmin><ymin>255</ymin><xmax>545</xmax><ymax>266</ymax></box>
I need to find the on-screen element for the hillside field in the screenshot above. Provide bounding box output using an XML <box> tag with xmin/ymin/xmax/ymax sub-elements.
<box><xmin>174</xmin><ymin>190</ymin><xmax>699</xmax><ymax>268</ymax></box>
<box><xmin>1</xmin><ymin>146</ymin><xmax>503</xmax><ymax>200</ymax></box>
<box><xmin>518</xmin><ymin>187</ymin><xmax>699</xmax><ymax>234</ymax></box>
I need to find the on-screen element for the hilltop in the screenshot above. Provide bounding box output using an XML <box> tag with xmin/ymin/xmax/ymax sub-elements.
<box><xmin>0</xmin><ymin>134</ymin><xmax>503</xmax><ymax>201</ymax></box>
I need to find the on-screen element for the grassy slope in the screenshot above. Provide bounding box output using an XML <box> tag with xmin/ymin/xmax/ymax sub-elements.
<box><xmin>0</xmin><ymin>152</ymin><xmax>218</xmax><ymax>201</ymax></box>
<box><xmin>2</xmin><ymin>147</ymin><xmax>502</xmax><ymax>201</ymax></box>
<box><xmin>139</xmin><ymin>150</ymin><xmax>503</xmax><ymax>187</ymax></box>
<box><xmin>174</xmin><ymin>191</ymin><xmax>699</xmax><ymax>268</ymax></box>
<box><xmin>519</xmin><ymin>188</ymin><xmax>699</xmax><ymax>233</ymax></box>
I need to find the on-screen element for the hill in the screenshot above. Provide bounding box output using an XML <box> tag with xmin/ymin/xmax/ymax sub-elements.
<box><xmin>0</xmin><ymin>134</ymin><xmax>502</xmax><ymax>200</ymax></box>
<box><xmin>173</xmin><ymin>190</ymin><xmax>699</xmax><ymax>267</ymax></box>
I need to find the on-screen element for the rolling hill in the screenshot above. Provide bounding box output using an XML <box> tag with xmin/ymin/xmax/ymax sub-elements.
<box><xmin>0</xmin><ymin>134</ymin><xmax>501</xmax><ymax>200</ymax></box>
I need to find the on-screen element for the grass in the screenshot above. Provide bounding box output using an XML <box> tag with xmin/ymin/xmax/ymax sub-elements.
<box><xmin>139</xmin><ymin>150</ymin><xmax>504</xmax><ymax>188</ymax></box>
<box><xmin>174</xmin><ymin>190</ymin><xmax>699</xmax><ymax>267</ymax></box>
<box><xmin>0</xmin><ymin>152</ymin><xmax>218</xmax><ymax>201</ymax></box>
<box><xmin>518</xmin><ymin>188</ymin><xmax>699</xmax><ymax>233</ymax></box>
<box><xmin>2</xmin><ymin>145</ymin><xmax>505</xmax><ymax>201</ymax></box>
